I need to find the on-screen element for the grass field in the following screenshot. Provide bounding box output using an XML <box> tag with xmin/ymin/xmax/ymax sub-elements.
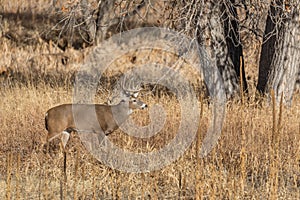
<box><xmin>1</xmin><ymin>76</ymin><xmax>300</xmax><ymax>199</ymax></box>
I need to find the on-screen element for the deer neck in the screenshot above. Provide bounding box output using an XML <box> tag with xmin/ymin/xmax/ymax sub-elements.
<box><xmin>111</xmin><ymin>102</ymin><xmax>132</xmax><ymax>126</ymax></box>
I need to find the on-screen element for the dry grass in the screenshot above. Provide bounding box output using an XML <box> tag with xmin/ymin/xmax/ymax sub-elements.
<box><xmin>0</xmin><ymin>80</ymin><xmax>300</xmax><ymax>199</ymax></box>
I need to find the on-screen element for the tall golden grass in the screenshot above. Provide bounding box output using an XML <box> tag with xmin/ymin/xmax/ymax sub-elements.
<box><xmin>0</xmin><ymin>79</ymin><xmax>300</xmax><ymax>199</ymax></box>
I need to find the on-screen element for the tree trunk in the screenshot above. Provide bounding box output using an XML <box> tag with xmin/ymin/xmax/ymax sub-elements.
<box><xmin>256</xmin><ymin>2</ymin><xmax>277</xmax><ymax>94</ymax></box>
<box><xmin>81</xmin><ymin>0</ymin><xmax>97</xmax><ymax>43</ymax></box>
<box><xmin>221</xmin><ymin>0</ymin><xmax>248</xmax><ymax>94</ymax></box>
<box><xmin>96</xmin><ymin>0</ymin><xmax>118</xmax><ymax>43</ymax></box>
<box><xmin>296</xmin><ymin>68</ymin><xmax>300</xmax><ymax>92</ymax></box>
<box><xmin>257</xmin><ymin>1</ymin><xmax>300</xmax><ymax>103</ymax></box>
<box><xmin>95</xmin><ymin>0</ymin><xmax>146</xmax><ymax>43</ymax></box>
<box><xmin>197</xmin><ymin>1</ymin><xmax>243</xmax><ymax>98</ymax></box>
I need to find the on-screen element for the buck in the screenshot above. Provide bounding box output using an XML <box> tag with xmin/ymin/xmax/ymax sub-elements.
<box><xmin>45</xmin><ymin>90</ymin><xmax>147</xmax><ymax>149</ymax></box>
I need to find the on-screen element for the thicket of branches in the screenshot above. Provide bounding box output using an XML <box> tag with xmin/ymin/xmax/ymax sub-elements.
<box><xmin>1</xmin><ymin>0</ymin><xmax>299</xmax><ymax>102</ymax></box>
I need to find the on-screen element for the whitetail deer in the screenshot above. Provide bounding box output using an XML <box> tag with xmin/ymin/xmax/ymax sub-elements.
<box><xmin>45</xmin><ymin>90</ymin><xmax>147</xmax><ymax>149</ymax></box>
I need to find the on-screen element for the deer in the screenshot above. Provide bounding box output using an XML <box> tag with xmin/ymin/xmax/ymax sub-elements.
<box><xmin>44</xmin><ymin>89</ymin><xmax>147</xmax><ymax>150</ymax></box>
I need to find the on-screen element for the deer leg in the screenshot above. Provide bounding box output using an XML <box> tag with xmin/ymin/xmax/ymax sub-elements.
<box><xmin>61</xmin><ymin>131</ymin><xmax>70</xmax><ymax>149</ymax></box>
<box><xmin>47</xmin><ymin>132</ymin><xmax>62</xmax><ymax>142</ymax></box>
<box><xmin>96</xmin><ymin>131</ymin><xmax>109</xmax><ymax>152</ymax></box>
<box><xmin>45</xmin><ymin>132</ymin><xmax>61</xmax><ymax>154</ymax></box>
<box><xmin>104</xmin><ymin>129</ymin><xmax>113</xmax><ymax>135</ymax></box>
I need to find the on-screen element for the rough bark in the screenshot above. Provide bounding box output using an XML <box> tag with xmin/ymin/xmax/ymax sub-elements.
<box><xmin>296</xmin><ymin>68</ymin><xmax>300</xmax><ymax>92</ymax></box>
<box><xmin>95</xmin><ymin>0</ymin><xmax>146</xmax><ymax>43</ymax></box>
<box><xmin>80</xmin><ymin>0</ymin><xmax>97</xmax><ymax>43</ymax></box>
<box><xmin>198</xmin><ymin>1</ymin><xmax>242</xmax><ymax>98</ymax></box>
<box><xmin>257</xmin><ymin>1</ymin><xmax>280</xmax><ymax>93</ymax></box>
<box><xmin>257</xmin><ymin>1</ymin><xmax>300</xmax><ymax>103</ymax></box>
<box><xmin>96</xmin><ymin>0</ymin><xmax>118</xmax><ymax>43</ymax></box>
<box><xmin>221</xmin><ymin>0</ymin><xmax>248</xmax><ymax>93</ymax></box>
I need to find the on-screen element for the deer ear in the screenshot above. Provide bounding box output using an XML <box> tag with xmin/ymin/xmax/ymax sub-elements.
<box><xmin>133</xmin><ymin>92</ymin><xmax>139</xmax><ymax>98</ymax></box>
<box><xmin>124</xmin><ymin>90</ymin><xmax>130</xmax><ymax>97</ymax></box>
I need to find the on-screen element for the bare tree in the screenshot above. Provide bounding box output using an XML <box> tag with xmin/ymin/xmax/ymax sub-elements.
<box><xmin>257</xmin><ymin>1</ymin><xmax>300</xmax><ymax>103</ymax></box>
<box><xmin>177</xmin><ymin>0</ymin><xmax>247</xmax><ymax>98</ymax></box>
<box><xmin>296</xmin><ymin>68</ymin><xmax>300</xmax><ymax>92</ymax></box>
<box><xmin>80</xmin><ymin>0</ymin><xmax>97</xmax><ymax>43</ymax></box>
<box><xmin>95</xmin><ymin>0</ymin><xmax>146</xmax><ymax>43</ymax></box>
<box><xmin>203</xmin><ymin>1</ymin><xmax>243</xmax><ymax>98</ymax></box>
<box><xmin>95</xmin><ymin>0</ymin><xmax>117</xmax><ymax>42</ymax></box>
<box><xmin>221</xmin><ymin>0</ymin><xmax>248</xmax><ymax>94</ymax></box>
<box><xmin>52</xmin><ymin>0</ymin><xmax>300</xmax><ymax>102</ymax></box>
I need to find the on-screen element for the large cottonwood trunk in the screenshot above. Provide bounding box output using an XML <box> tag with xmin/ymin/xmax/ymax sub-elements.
<box><xmin>95</xmin><ymin>0</ymin><xmax>146</xmax><ymax>43</ymax></box>
<box><xmin>95</xmin><ymin>0</ymin><xmax>118</xmax><ymax>43</ymax></box>
<box><xmin>296</xmin><ymin>68</ymin><xmax>300</xmax><ymax>92</ymax></box>
<box><xmin>221</xmin><ymin>0</ymin><xmax>248</xmax><ymax>94</ymax></box>
<box><xmin>197</xmin><ymin>0</ymin><xmax>246</xmax><ymax>98</ymax></box>
<box><xmin>257</xmin><ymin>1</ymin><xmax>300</xmax><ymax>103</ymax></box>
<box><xmin>80</xmin><ymin>0</ymin><xmax>97</xmax><ymax>43</ymax></box>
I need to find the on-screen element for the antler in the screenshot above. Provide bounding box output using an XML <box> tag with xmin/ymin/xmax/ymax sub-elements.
<box><xmin>120</xmin><ymin>74</ymin><xmax>141</xmax><ymax>93</ymax></box>
<box><xmin>109</xmin><ymin>74</ymin><xmax>142</xmax><ymax>105</ymax></box>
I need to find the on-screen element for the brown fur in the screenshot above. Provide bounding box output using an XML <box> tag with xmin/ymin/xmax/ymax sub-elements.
<box><xmin>45</xmin><ymin>94</ymin><xmax>147</xmax><ymax>148</ymax></box>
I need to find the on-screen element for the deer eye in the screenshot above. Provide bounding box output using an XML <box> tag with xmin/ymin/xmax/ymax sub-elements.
<box><xmin>133</xmin><ymin>99</ymin><xmax>137</xmax><ymax>103</ymax></box>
